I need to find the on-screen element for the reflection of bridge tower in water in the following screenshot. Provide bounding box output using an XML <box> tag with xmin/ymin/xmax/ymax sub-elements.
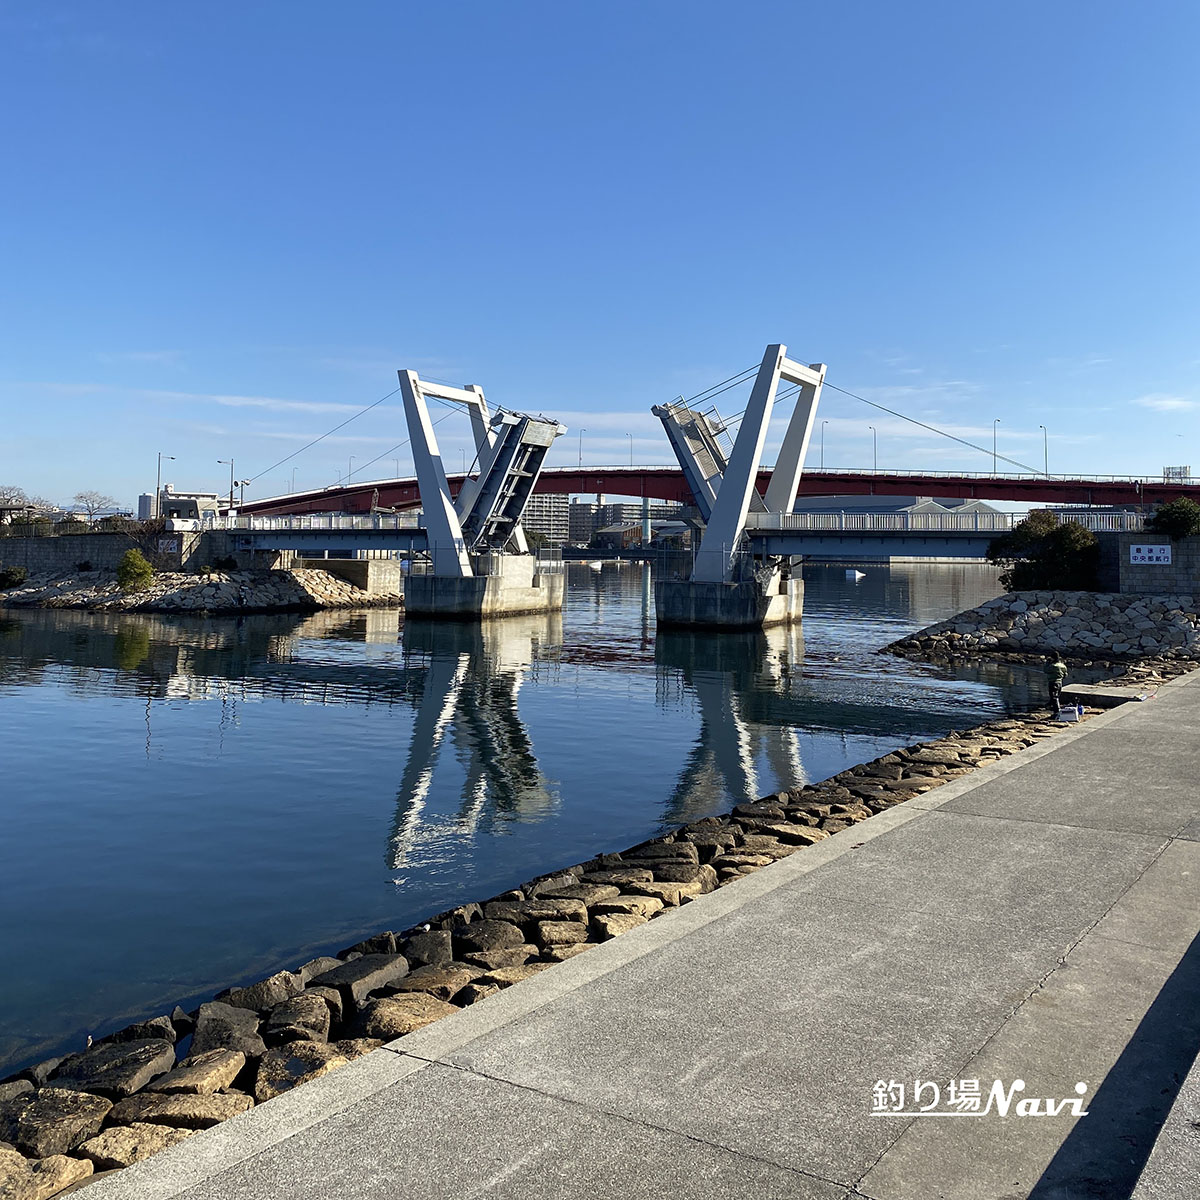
<box><xmin>655</xmin><ymin>624</ymin><xmax>807</xmax><ymax>825</ymax></box>
<box><xmin>388</xmin><ymin>614</ymin><xmax>563</xmax><ymax>871</ymax></box>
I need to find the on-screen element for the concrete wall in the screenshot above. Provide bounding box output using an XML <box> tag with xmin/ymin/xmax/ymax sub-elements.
<box><xmin>1118</xmin><ymin>533</ymin><xmax>1200</xmax><ymax>594</ymax></box>
<box><xmin>0</xmin><ymin>532</ymin><xmax>294</xmax><ymax>576</ymax></box>
<box><xmin>0</xmin><ymin>533</ymin><xmax>191</xmax><ymax>573</ymax></box>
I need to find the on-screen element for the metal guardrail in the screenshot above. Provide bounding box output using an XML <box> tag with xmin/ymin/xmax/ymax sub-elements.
<box><xmin>219</xmin><ymin>513</ymin><xmax>423</xmax><ymax>533</ymax></box>
<box><xmin>743</xmin><ymin>511</ymin><xmax>1148</xmax><ymax>534</ymax></box>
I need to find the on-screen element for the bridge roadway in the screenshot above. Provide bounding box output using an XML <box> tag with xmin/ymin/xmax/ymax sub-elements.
<box><xmin>240</xmin><ymin>465</ymin><xmax>1199</xmax><ymax>517</ymax></box>
<box><xmin>223</xmin><ymin>508</ymin><xmax>1144</xmax><ymax>560</ymax></box>
<box><xmin>86</xmin><ymin>669</ymin><xmax>1200</xmax><ymax>1200</ymax></box>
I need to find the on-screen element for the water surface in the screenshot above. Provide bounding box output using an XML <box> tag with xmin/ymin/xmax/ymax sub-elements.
<box><xmin>1</xmin><ymin>561</ymin><xmax>1026</xmax><ymax>1074</ymax></box>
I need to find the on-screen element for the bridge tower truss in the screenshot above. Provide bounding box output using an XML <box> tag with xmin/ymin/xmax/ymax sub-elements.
<box><xmin>652</xmin><ymin>344</ymin><xmax>826</xmax><ymax>582</ymax></box>
<box><xmin>397</xmin><ymin>369</ymin><xmax>566</xmax><ymax>577</ymax></box>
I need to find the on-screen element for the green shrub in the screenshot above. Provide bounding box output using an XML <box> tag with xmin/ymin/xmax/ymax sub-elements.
<box><xmin>987</xmin><ymin>510</ymin><xmax>1099</xmax><ymax>591</ymax></box>
<box><xmin>0</xmin><ymin>566</ymin><xmax>28</xmax><ymax>590</ymax></box>
<box><xmin>117</xmin><ymin>548</ymin><xmax>154</xmax><ymax>593</ymax></box>
<box><xmin>1144</xmin><ymin>497</ymin><xmax>1200</xmax><ymax>540</ymax></box>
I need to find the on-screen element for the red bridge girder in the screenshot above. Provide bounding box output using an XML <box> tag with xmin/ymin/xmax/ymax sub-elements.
<box><xmin>240</xmin><ymin>467</ymin><xmax>1195</xmax><ymax>517</ymax></box>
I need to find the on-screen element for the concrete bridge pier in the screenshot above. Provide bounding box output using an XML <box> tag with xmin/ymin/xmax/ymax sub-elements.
<box><xmin>651</xmin><ymin>341</ymin><xmax>823</xmax><ymax>630</ymax></box>
<box><xmin>403</xmin><ymin>552</ymin><xmax>565</xmax><ymax>620</ymax></box>
<box><xmin>655</xmin><ymin>569</ymin><xmax>803</xmax><ymax>630</ymax></box>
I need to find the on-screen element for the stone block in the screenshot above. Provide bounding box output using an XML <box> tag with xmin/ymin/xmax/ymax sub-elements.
<box><xmin>309</xmin><ymin>954</ymin><xmax>410</xmax><ymax>1013</ymax></box>
<box><xmin>51</xmin><ymin>1039</ymin><xmax>176</xmax><ymax>1098</ymax></box>
<box><xmin>0</xmin><ymin>1088</ymin><xmax>112</xmax><ymax>1158</ymax></box>
<box><xmin>146</xmin><ymin>1049</ymin><xmax>246</xmax><ymax>1096</ymax></box>
<box><xmin>360</xmin><ymin>995</ymin><xmax>460</xmax><ymax>1041</ymax></box>
<box><xmin>79</xmin><ymin>1121</ymin><xmax>194</xmax><ymax>1169</ymax></box>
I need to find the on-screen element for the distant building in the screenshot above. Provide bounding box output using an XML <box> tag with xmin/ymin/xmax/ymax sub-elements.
<box><xmin>593</xmin><ymin>522</ymin><xmax>643</xmax><ymax>550</ymax></box>
<box><xmin>521</xmin><ymin>493</ymin><xmax>569</xmax><ymax>545</ymax></box>
<box><xmin>790</xmin><ymin>495</ymin><xmax>1000</xmax><ymax>516</ymax></box>
<box><xmin>156</xmin><ymin>485</ymin><xmax>221</xmax><ymax>521</ymax></box>
<box><xmin>569</xmin><ymin>500</ymin><xmax>685</xmax><ymax>544</ymax></box>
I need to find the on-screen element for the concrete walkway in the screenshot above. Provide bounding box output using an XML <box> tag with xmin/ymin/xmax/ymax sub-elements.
<box><xmin>88</xmin><ymin>675</ymin><xmax>1200</xmax><ymax>1200</ymax></box>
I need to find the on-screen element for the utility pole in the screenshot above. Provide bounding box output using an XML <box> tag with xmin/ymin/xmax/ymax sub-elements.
<box><xmin>155</xmin><ymin>452</ymin><xmax>174</xmax><ymax>519</ymax></box>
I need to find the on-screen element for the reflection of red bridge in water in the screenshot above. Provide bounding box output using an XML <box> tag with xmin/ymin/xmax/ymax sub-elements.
<box><xmin>242</xmin><ymin>466</ymin><xmax>1197</xmax><ymax>517</ymax></box>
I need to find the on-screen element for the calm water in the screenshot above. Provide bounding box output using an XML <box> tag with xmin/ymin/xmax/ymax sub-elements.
<box><xmin>1</xmin><ymin>561</ymin><xmax>1034</xmax><ymax>1074</ymax></box>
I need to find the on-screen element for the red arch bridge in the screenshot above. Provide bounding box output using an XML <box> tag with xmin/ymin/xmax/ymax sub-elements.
<box><xmin>240</xmin><ymin>466</ymin><xmax>1195</xmax><ymax>518</ymax></box>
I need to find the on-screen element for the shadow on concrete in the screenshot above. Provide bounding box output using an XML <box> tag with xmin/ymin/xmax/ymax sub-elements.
<box><xmin>1030</xmin><ymin>930</ymin><xmax>1200</xmax><ymax>1199</ymax></box>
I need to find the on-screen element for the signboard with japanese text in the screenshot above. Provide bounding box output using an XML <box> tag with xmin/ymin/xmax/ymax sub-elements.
<box><xmin>1129</xmin><ymin>544</ymin><xmax>1172</xmax><ymax>565</ymax></box>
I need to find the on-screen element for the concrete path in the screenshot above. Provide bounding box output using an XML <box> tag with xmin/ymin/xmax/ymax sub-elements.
<box><xmin>87</xmin><ymin>675</ymin><xmax>1200</xmax><ymax>1200</ymax></box>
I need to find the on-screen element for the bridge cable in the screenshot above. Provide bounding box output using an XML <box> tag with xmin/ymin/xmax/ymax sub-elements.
<box><xmin>245</xmin><ymin>387</ymin><xmax>400</xmax><ymax>485</ymax></box>
<box><xmin>714</xmin><ymin>376</ymin><xmax>1044</xmax><ymax>476</ymax></box>
<box><xmin>820</xmin><ymin>380</ymin><xmax>1043</xmax><ymax>475</ymax></box>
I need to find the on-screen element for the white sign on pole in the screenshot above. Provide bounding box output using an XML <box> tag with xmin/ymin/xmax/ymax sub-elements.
<box><xmin>1129</xmin><ymin>544</ymin><xmax>1172</xmax><ymax>565</ymax></box>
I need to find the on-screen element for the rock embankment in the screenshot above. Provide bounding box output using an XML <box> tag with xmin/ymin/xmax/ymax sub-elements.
<box><xmin>0</xmin><ymin>707</ymin><xmax>1106</xmax><ymax>1196</ymax></box>
<box><xmin>0</xmin><ymin>568</ymin><xmax>401</xmax><ymax>614</ymax></box>
<box><xmin>888</xmin><ymin>590</ymin><xmax>1200</xmax><ymax>664</ymax></box>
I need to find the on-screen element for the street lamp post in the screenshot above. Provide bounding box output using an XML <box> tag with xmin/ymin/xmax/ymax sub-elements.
<box><xmin>627</xmin><ymin>432</ymin><xmax>633</xmax><ymax>467</ymax></box>
<box><xmin>868</xmin><ymin>425</ymin><xmax>877</xmax><ymax>472</ymax></box>
<box><xmin>578</xmin><ymin>428</ymin><xmax>586</xmax><ymax>467</ymax></box>
<box><xmin>217</xmin><ymin>460</ymin><xmax>235</xmax><ymax>512</ymax></box>
<box><xmin>238</xmin><ymin>480</ymin><xmax>250</xmax><ymax>506</ymax></box>
<box><xmin>347</xmin><ymin>456</ymin><xmax>355</xmax><ymax>486</ymax></box>
<box><xmin>820</xmin><ymin>420</ymin><xmax>828</xmax><ymax>470</ymax></box>
<box><xmin>155</xmin><ymin>452</ymin><xmax>174</xmax><ymax>520</ymax></box>
<box><xmin>291</xmin><ymin>467</ymin><xmax>298</xmax><ymax>492</ymax></box>
<box><xmin>992</xmin><ymin>419</ymin><xmax>1001</xmax><ymax>474</ymax></box>
<box><xmin>1039</xmin><ymin>425</ymin><xmax>1048</xmax><ymax>476</ymax></box>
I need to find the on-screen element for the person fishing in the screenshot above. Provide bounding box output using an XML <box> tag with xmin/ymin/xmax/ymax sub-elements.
<box><xmin>1045</xmin><ymin>656</ymin><xmax>1068</xmax><ymax>716</ymax></box>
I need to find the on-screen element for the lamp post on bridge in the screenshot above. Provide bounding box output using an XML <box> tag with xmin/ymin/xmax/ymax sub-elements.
<box><xmin>993</xmin><ymin>419</ymin><xmax>1000</xmax><ymax>475</ymax></box>
<box><xmin>155</xmin><ymin>452</ymin><xmax>174</xmax><ymax>519</ymax></box>
<box><xmin>217</xmin><ymin>459</ymin><xmax>235</xmax><ymax>512</ymax></box>
<box><xmin>868</xmin><ymin>425</ymin><xmax>877</xmax><ymax>473</ymax></box>
<box><xmin>1039</xmin><ymin>425</ymin><xmax>1048</xmax><ymax>476</ymax></box>
<box><xmin>578</xmin><ymin>428</ymin><xmax>586</xmax><ymax>468</ymax></box>
<box><xmin>820</xmin><ymin>420</ymin><xmax>828</xmax><ymax>470</ymax></box>
<box><xmin>627</xmin><ymin>432</ymin><xmax>633</xmax><ymax>467</ymax></box>
<box><xmin>291</xmin><ymin>467</ymin><xmax>298</xmax><ymax>492</ymax></box>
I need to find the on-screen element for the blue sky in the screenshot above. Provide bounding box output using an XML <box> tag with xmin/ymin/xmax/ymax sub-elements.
<box><xmin>1</xmin><ymin>1</ymin><xmax>1197</xmax><ymax>507</ymax></box>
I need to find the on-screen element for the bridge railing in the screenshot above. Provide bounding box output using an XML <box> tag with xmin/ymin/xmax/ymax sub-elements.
<box><xmin>219</xmin><ymin>513</ymin><xmax>424</xmax><ymax>533</ymax></box>
<box><xmin>743</xmin><ymin>510</ymin><xmax>1148</xmax><ymax>534</ymax></box>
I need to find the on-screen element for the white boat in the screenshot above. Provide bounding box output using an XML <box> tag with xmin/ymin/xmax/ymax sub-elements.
<box><xmin>846</xmin><ymin>569</ymin><xmax>866</xmax><ymax>580</ymax></box>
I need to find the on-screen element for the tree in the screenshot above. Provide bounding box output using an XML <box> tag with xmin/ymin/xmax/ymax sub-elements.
<box><xmin>74</xmin><ymin>490</ymin><xmax>117</xmax><ymax>521</ymax></box>
<box><xmin>1143</xmin><ymin>497</ymin><xmax>1200</xmax><ymax>540</ymax></box>
<box><xmin>987</xmin><ymin>510</ymin><xmax>1100</xmax><ymax>592</ymax></box>
<box><xmin>117</xmin><ymin>548</ymin><xmax>154</xmax><ymax>593</ymax></box>
<box><xmin>0</xmin><ymin>484</ymin><xmax>27</xmax><ymax>506</ymax></box>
